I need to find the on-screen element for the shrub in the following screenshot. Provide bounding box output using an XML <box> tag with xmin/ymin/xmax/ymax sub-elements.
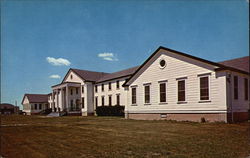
<box><xmin>96</xmin><ymin>105</ymin><xmax>124</xmax><ymax>116</ymax></box>
<box><xmin>201</xmin><ymin>117</ymin><xmax>206</xmax><ymax>123</ymax></box>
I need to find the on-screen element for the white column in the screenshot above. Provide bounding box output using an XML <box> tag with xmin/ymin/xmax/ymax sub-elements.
<box><xmin>61</xmin><ymin>88</ymin><xmax>63</xmax><ymax>111</ymax></box>
<box><xmin>52</xmin><ymin>91</ymin><xmax>55</xmax><ymax>112</ymax></box>
<box><xmin>66</xmin><ymin>86</ymin><xmax>69</xmax><ymax>112</ymax></box>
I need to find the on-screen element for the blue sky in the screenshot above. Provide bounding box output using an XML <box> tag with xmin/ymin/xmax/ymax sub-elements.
<box><xmin>1</xmin><ymin>0</ymin><xmax>249</xmax><ymax>108</ymax></box>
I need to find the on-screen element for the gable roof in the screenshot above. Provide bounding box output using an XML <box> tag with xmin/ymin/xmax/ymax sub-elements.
<box><xmin>218</xmin><ymin>56</ymin><xmax>249</xmax><ymax>73</ymax></box>
<box><xmin>97</xmin><ymin>66</ymin><xmax>140</xmax><ymax>83</ymax></box>
<box><xmin>22</xmin><ymin>94</ymin><xmax>49</xmax><ymax>104</ymax></box>
<box><xmin>123</xmin><ymin>46</ymin><xmax>249</xmax><ymax>87</ymax></box>
<box><xmin>62</xmin><ymin>68</ymin><xmax>108</xmax><ymax>82</ymax></box>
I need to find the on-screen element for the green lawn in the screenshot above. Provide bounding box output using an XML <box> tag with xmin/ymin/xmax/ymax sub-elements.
<box><xmin>0</xmin><ymin>115</ymin><xmax>250</xmax><ymax>158</ymax></box>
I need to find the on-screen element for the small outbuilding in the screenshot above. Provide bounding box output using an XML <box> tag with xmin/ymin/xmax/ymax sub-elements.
<box><xmin>22</xmin><ymin>94</ymin><xmax>49</xmax><ymax>115</ymax></box>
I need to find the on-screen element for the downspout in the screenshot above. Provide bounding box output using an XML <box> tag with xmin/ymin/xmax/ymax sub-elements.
<box><xmin>227</xmin><ymin>71</ymin><xmax>233</xmax><ymax>123</ymax></box>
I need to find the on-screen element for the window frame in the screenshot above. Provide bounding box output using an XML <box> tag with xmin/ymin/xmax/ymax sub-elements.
<box><xmin>131</xmin><ymin>86</ymin><xmax>137</xmax><ymax>105</ymax></box>
<box><xmin>39</xmin><ymin>104</ymin><xmax>42</xmax><ymax>110</ymax></box>
<box><xmin>244</xmin><ymin>78</ymin><xmax>249</xmax><ymax>100</ymax></box>
<box><xmin>144</xmin><ymin>84</ymin><xmax>151</xmax><ymax>104</ymax></box>
<box><xmin>234</xmin><ymin>76</ymin><xmax>238</xmax><ymax>100</ymax></box>
<box><xmin>101</xmin><ymin>84</ymin><xmax>104</xmax><ymax>92</ymax></box>
<box><xmin>177</xmin><ymin>78</ymin><xmax>187</xmax><ymax>103</ymax></box>
<box><xmin>101</xmin><ymin>96</ymin><xmax>105</xmax><ymax>106</ymax></box>
<box><xmin>199</xmin><ymin>75</ymin><xmax>210</xmax><ymax>102</ymax></box>
<box><xmin>116</xmin><ymin>94</ymin><xmax>120</xmax><ymax>105</ymax></box>
<box><xmin>116</xmin><ymin>80</ymin><xmax>120</xmax><ymax>89</ymax></box>
<box><xmin>108</xmin><ymin>82</ymin><xmax>112</xmax><ymax>91</ymax></box>
<box><xmin>108</xmin><ymin>95</ymin><xmax>112</xmax><ymax>106</ymax></box>
<box><xmin>158</xmin><ymin>81</ymin><xmax>167</xmax><ymax>104</ymax></box>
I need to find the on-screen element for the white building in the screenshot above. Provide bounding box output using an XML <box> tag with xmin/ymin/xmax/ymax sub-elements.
<box><xmin>22</xmin><ymin>46</ymin><xmax>249</xmax><ymax>122</ymax></box>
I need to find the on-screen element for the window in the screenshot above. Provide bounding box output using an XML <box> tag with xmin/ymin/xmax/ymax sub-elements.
<box><xmin>159</xmin><ymin>83</ymin><xmax>166</xmax><ymax>103</ymax></box>
<box><xmin>109</xmin><ymin>82</ymin><xmax>112</xmax><ymax>90</ymax></box>
<box><xmin>116</xmin><ymin>94</ymin><xmax>120</xmax><ymax>105</ymax></box>
<box><xmin>76</xmin><ymin>88</ymin><xmax>79</xmax><ymax>94</ymax></box>
<box><xmin>95</xmin><ymin>97</ymin><xmax>98</xmax><ymax>107</ymax></box>
<box><xmin>109</xmin><ymin>95</ymin><xmax>112</xmax><ymax>106</ymax></box>
<box><xmin>70</xmin><ymin>89</ymin><xmax>73</xmax><ymax>95</ymax></box>
<box><xmin>200</xmin><ymin>76</ymin><xmax>209</xmax><ymax>100</ymax></box>
<box><xmin>82</xmin><ymin>86</ymin><xmax>84</xmax><ymax>93</ymax></box>
<box><xmin>101</xmin><ymin>96</ymin><xmax>105</xmax><ymax>106</ymax></box>
<box><xmin>159</xmin><ymin>59</ymin><xmax>166</xmax><ymax>68</ymax></box>
<box><xmin>34</xmin><ymin>104</ymin><xmax>37</xmax><ymax>110</ymax></box>
<box><xmin>70</xmin><ymin>100</ymin><xmax>73</xmax><ymax>110</ymax></box>
<box><xmin>82</xmin><ymin>97</ymin><xmax>85</xmax><ymax>108</ymax></box>
<box><xmin>144</xmin><ymin>85</ymin><xmax>150</xmax><ymax>104</ymax></box>
<box><xmin>116</xmin><ymin>80</ymin><xmax>120</xmax><ymax>89</ymax></box>
<box><xmin>95</xmin><ymin>85</ymin><xmax>98</xmax><ymax>93</ymax></box>
<box><xmin>234</xmin><ymin>76</ymin><xmax>238</xmax><ymax>99</ymax></box>
<box><xmin>178</xmin><ymin>80</ymin><xmax>186</xmax><ymax>102</ymax></box>
<box><xmin>39</xmin><ymin>104</ymin><xmax>42</xmax><ymax>110</ymax></box>
<box><xmin>70</xmin><ymin>75</ymin><xmax>73</xmax><ymax>79</ymax></box>
<box><xmin>131</xmin><ymin>87</ymin><xmax>137</xmax><ymax>105</ymax></box>
<box><xmin>244</xmin><ymin>78</ymin><xmax>248</xmax><ymax>100</ymax></box>
<box><xmin>102</xmin><ymin>84</ymin><xmax>104</xmax><ymax>92</ymax></box>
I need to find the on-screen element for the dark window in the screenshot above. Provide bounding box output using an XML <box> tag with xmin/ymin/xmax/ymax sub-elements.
<box><xmin>101</xmin><ymin>96</ymin><xmax>105</xmax><ymax>106</ymax></box>
<box><xmin>95</xmin><ymin>97</ymin><xmax>98</xmax><ymax>107</ymax></box>
<box><xmin>132</xmin><ymin>87</ymin><xmax>137</xmax><ymax>104</ymax></box>
<box><xmin>70</xmin><ymin>89</ymin><xmax>73</xmax><ymax>95</ymax></box>
<box><xmin>95</xmin><ymin>85</ymin><xmax>98</xmax><ymax>93</ymax></box>
<box><xmin>109</xmin><ymin>82</ymin><xmax>112</xmax><ymax>90</ymax></box>
<box><xmin>116</xmin><ymin>95</ymin><xmax>120</xmax><ymax>105</ymax></box>
<box><xmin>116</xmin><ymin>81</ymin><xmax>120</xmax><ymax>89</ymax></box>
<box><xmin>70</xmin><ymin>100</ymin><xmax>73</xmax><ymax>110</ymax></box>
<box><xmin>35</xmin><ymin>104</ymin><xmax>37</xmax><ymax>110</ymax></box>
<box><xmin>82</xmin><ymin>86</ymin><xmax>84</xmax><ymax>93</ymax></box>
<box><xmin>82</xmin><ymin>97</ymin><xmax>85</xmax><ymax>108</ymax></box>
<box><xmin>102</xmin><ymin>84</ymin><xmax>104</xmax><ymax>92</ymax></box>
<box><xmin>244</xmin><ymin>78</ymin><xmax>248</xmax><ymax>100</ymax></box>
<box><xmin>70</xmin><ymin>75</ymin><xmax>73</xmax><ymax>79</ymax></box>
<box><xmin>109</xmin><ymin>95</ymin><xmax>112</xmax><ymax>106</ymax></box>
<box><xmin>39</xmin><ymin>104</ymin><xmax>42</xmax><ymax>110</ymax></box>
<box><xmin>178</xmin><ymin>80</ymin><xmax>185</xmax><ymax>102</ymax></box>
<box><xmin>159</xmin><ymin>83</ymin><xmax>166</xmax><ymax>102</ymax></box>
<box><xmin>200</xmin><ymin>76</ymin><xmax>209</xmax><ymax>100</ymax></box>
<box><xmin>160</xmin><ymin>59</ymin><xmax>166</xmax><ymax>67</ymax></box>
<box><xmin>76</xmin><ymin>88</ymin><xmax>79</xmax><ymax>94</ymax></box>
<box><xmin>144</xmin><ymin>85</ymin><xmax>150</xmax><ymax>103</ymax></box>
<box><xmin>234</xmin><ymin>76</ymin><xmax>238</xmax><ymax>99</ymax></box>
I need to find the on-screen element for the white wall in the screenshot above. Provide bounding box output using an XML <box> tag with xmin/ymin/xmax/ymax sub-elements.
<box><xmin>94</xmin><ymin>77</ymin><xmax>130</xmax><ymax>108</ymax></box>
<box><xmin>126</xmin><ymin>49</ymin><xmax>228</xmax><ymax>114</ymax></box>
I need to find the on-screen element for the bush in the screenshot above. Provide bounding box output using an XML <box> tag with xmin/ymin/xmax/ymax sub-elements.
<box><xmin>96</xmin><ymin>105</ymin><xmax>124</xmax><ymax>116</ymax></box>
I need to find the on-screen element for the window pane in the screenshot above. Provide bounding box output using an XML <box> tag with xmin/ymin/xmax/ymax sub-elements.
<box><xmin>132</xmin><ymin>88</ymin><xmax>136</xmax><ymax>104</ymax></box>
<box><xmin>234</xmin><ymin>76</ymin><xmax>238</xmax><ymax>99</ymax></box>
<box><xmin>178</xmin><ymin>80</ymin><xmax>185</xmax><ymax>101</ymax></box>
<box><xmin>200</xmin><ymin>77</ymin><xmax>209</xmax><ymax>100</ymax></box>
<box><xmin>159</xmin><ymin>83</ymin><xmax>166</xmax><ymax>102</ymax></box>
<box><xmin>144</xmin><ymin>86</ymin><xmax>150</xmax><ymax>103</ymax></box>
<box><xmin>245</xmin><ymin>78</ymin><xmax>248</xmax><ymax>100</ymax></box>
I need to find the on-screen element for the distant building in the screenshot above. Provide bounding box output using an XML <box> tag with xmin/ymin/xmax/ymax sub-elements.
<box><xmin>21</xmin><ymin>94</ymin><xmax>49</xmax><ymax>115</ymax></box>
<box><xmin>0</xmin><ymin>103</ymin><xmax>19</xmax><ymax>115</ymax></box>
<box><xmin>22</xmin><ymin>46</ymin><xmax>249</xmax><ymax>122</ymax></box>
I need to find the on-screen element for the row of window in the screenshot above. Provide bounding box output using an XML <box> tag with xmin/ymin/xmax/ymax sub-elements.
<box><xmin>95</xmin><ymin>81</ymin><xmax>120</xmax><ymax>93</ymax></box>
<box><xmin>95</xmin><ymin>94</ymin><xmax>120</xmax><ymax>107</ymax></box>
<box><xmin>131</xmin><ymin>76</ymin><xmax>249</xmax><ymax>105</ymax></box>
<box><xmin>33</xmin><ymin>104</ymin><xmax>42</xmax><ymax>110</ymax></box>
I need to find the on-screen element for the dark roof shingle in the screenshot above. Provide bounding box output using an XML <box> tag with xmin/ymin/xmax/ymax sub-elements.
<box><xmin>97</xmin><ymin>66</ymin><xmax>140</xmax><ymax>83</ymax></box>
<box><xmin>71</xmin><ymin>69</ymin><xmax>108</xmax><ymax>82</ymax></box>
<box><xmin>218</xmin><ymin>56</ymin><xmax>249</xmax><ymax>73</ymax></box>
<box><xmin>23</xmin><ymin>94</ymin><xmax>48</xmax><ymax>104</ymax></box>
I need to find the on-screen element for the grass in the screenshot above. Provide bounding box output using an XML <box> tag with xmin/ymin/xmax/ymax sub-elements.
<box><xmin>0</xmin><ymin>115</ymin><xmax>250</xmax><ymax>158</ymax></box>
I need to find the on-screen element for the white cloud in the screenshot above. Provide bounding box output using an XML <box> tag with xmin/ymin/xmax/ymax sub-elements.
<box><xmin>46</xmin><ymin>57</ymin><xmax>71</xmax><ymax>66</ymax></box>
<box><xmin>49</xmin><ymin>75</ymin><xmax>61</xmax><ymax>79</ymax></box>
<box><xmin>98</xmin><ymin>52</ymin><xmax>118</xmax><ymax>61</ymax></box>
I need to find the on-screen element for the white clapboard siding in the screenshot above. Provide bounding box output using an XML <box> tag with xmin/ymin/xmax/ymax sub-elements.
<box><xmin>94</xmin><ymin>77</ymin><xmax>130</xmax><ymax>107</ymax></box>
<box><xmin>126</xmin><ymin>49</ymin><xmax>228</xmax><ymax>113</ymax></box>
